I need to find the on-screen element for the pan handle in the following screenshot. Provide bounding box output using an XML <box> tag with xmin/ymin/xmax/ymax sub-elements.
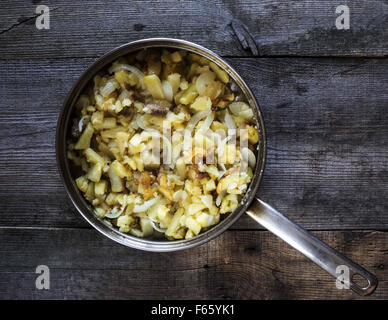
<box><xmin>246</xmin><ymin>198</ymin><xmax>378</xmax><ymax>296</ymax></box>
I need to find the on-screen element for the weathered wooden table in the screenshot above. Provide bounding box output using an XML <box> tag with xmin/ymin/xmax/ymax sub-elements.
<box><xmin>0</xmin><ymin>0</ymin><xmax>387</xmax><ymax>299</ymax></box>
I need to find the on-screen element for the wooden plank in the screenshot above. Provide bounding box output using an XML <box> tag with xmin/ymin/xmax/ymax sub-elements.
<box><xmin>0</xmin><ymin>57</ymin><xmax>387</xmax><ymax>230</ymax></box>
<box><xmin>0</xmin><ymin>228</ymin><xmax>386</xmax><ymax>299</ymax></box>
<box><xmin>233</xmin><ymin>57</ymin><xmax>388</xmax><ymax>229</ymax></box>
<box><xmin>0</xmin><ymin>1</ymin><xmax>387</xmax><ymax>59</ymax></box>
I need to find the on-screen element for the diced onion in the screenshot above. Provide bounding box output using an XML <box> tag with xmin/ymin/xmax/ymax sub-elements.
<box><xmin>216</xmin><ymin>191</ymin><xmax>226</xmax><ymax>207</ymax></box>
<box><xmin>137</xmin><ymin>116</ymin><xmax>161</xmax><ymax>133</ymax></box>
<box><xmin>133</xmin><ymin>197</ymin><xmax>158</xmax><ymax>213</ymax></box>
<box><xmin>239</xmin><ymin>108</ymin><xmax>253</xmax><ymax>119</ymax></box>
<box><xmin>173</xmin><ymin>190</ymin><xmax>187</xmax><ymax>202</ymax></box>
<box><xmin>203</xmin><ymin>215</ymin><xmax>215</xmax><ymax>228</ymax></box>
<box><xmin>100</xmin><ymin>80</ymin><xmax>117</xmax><ymax>97</ymax></box>
<box><xmin>241</xmin><ymin>147</ymin><xmax>256</xmax><ymax>168</ymax></box>
<box><xmin>218</xmin><ymin>164</ymin><xmax>227</xmax><ymax>179</ymax></box>
<box><xmin>224</xmin><ymin>111</ymin><xmax>236</xmax><ymax>130</ymax></box>
<box><xmin>136</xmin><ymin>114</ymin><xmax>147</xmax><ymax>130</ymax></box>
<box><xmin>229</xmin><ymin>101</ymin><xmax>254</xmax><ymax>119</ymax></box>
<box><xmin>216</xmin><ymin>135</ymin><xmax>232</xmax><ymax>161</ymax></box>
<box><xmin>228</xmin><ymin>101</ymin><xmax>246</xmax><ymax>115</ymax></box>
<box><xmin>200</xmin><ymin>195</ymin><xmax>213</xmax><ymax>208</ymax></box>
<box><xmin>162</xmin><ymin>80</ymin><xmax>173</xmax><ymax>102</ymax></box>
<box><xmin>198</xmin><ymin>112</ymin><xmax>214</xmax><ymax>134</ymax></box>
<box><xmin>197</xmin><ymin>162</ymin><xmax>206</xmax><ymax>172</ymax></box>
<box><xmin>227</xmin><ymin>183</ymin><xmax>237</xmax><ymax>192</ymax></box>
<box><xmin>186</xmin><ymin>110</ymin><xmax>211</xmax><ymax>133</ymax></box>
<box><xmin>78</xmin><ymin>116</ymin><xmax>88</xmax><ymax>133</ymax></box>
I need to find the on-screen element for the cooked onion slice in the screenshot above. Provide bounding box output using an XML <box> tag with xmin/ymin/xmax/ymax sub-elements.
<box><xmin>224</xmin><ymin>110</ymin><xmax>236</xmax><ymax>130</ymax></box>
<box><xmin>100</xmin><ymin>80</ymin><xmax>117</xmax><ymax>97</ymax></box>
<box><xmin>216</xmin><ymin>135</ymin><xmax>232</xmax><ymax>162</ymax></box>
<box><xmin>78</xmin><ymin>115</ymin><xmax>88</xmax><ymax>133</ymax></box>
<box><xmin>162</xmin><ymin>80</ymin><xmax>173</xmax><ymax>102</ymax></box>
<box><xmin>215</xmin><ymin>190</ymin><xmax>226</xmax><ymax>207</ymax></box>
<box><xmin>198</xmin><ymin>112</ymin><xmax>214</xmax><ymax>134</ymax></box>
<box><xmin>136</xmin><ymin>114</ymin><xmax>147</xmax><ymax>130</ymax></box>
<box><xmin>186</xmin><ymin>110</ymin><xmax>211</xmax><ymax>133</ymax></box>
<box><xmin>133</xmin><ymin>198</ymin><xmax>159</xmax><ymax>213</ymax></box>
<box><xmin>105</xmin><ymin>195</ymin><xmax>128</xmax><ymax>218</ymax></box>
<box><xmin>150</xmin><ymin>218</ymin><xmax>167</xmax><ymax>233</ymax></box>
<box><xmin>228</xmin><ymin>101</ymin><xmax>254</xmax><ymax>119</ymax></box>
<box><xmin>108</xmin><ymin>64</ymin><xmax>145</xmax><ymax>86</ymax></box>
<box><xmin>241</xmin><ymin>147</ymin><xmax>256</xmax><ymax>169</ymax></box>
<box><xmin>173</xmin><ymin>190</ymin><xmax>187</xmax><ymax>202</ymax></box>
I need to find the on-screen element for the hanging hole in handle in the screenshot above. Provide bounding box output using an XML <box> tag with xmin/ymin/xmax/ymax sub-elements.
<box><xmin>351</xmin><ymin>273</ymin><xmax>370</xmax><ymax>290</ymax></box>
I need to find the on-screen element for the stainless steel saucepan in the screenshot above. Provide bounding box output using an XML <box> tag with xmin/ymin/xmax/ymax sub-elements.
<box><xmin>56</xmin><ymin>38</ymin><xmax>378</xmax><ymax>296</ymax></box>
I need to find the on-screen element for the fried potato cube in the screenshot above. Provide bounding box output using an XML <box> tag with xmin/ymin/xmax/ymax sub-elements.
<box><xmin>108</xmin><ymin>163</ymin><xmax>124</xmax><ymax>192</ymax></box>
<box><xmin>75</xmin><ymin>122</ymin><xmax>94</xmax><ymax>150</ymax></box>
<box><xmin>106</xmin><ymin>192</ymin><xmax>119</xmax><ymax>205</ymax></box>
<box><xmin>179</xmin><ymin>79</ymin><xmax>189</xmax><ymax>90</ymax></box>
<box><xmin>75</xmin><ymin>176</ymin><xmax>88</xmax><ymax>193</ymax></box>
<box><xmin>116</xmin><ymin>132</ymin><xmax>130</xmax><ymax>156</ymax></box>
<box><xmin>87</xmin><ymin>162</ymin><xmax>103</xmax><ymax>182</ymax></box>
<box><xmin>157</xmin><ymin>205</ymin><xmax>172</xmax><ymax>227</ymax></box>
<box><xmin>220</xmin><ymin>194</ymin><xmax>239</xmax><ymax>214</ymax></box>
<box><xmin>203</xmin><ymin>179</ymin><xmax>216</xmax><ymax>193</ymax></box>
<box><xmin>114</xmin><ymin>69</ymin><xmax>130</xmax><ymax>85</ymax></box>
<box><xmin>93</xmin><ymin>117</ymin><xmax>116</xmax><ymax>130</ymax></box>
<box><xmin>210</xmin><ymin>121</ymin><xmax>227</xmax><ymax>134</ymax></box>
<box><xmin>247</xmin><ymin>125</ymin><xmax>259</xmax><ymax>144</ymax></box>
<box><xmin>91</xmin><ymin>111</ymin><xmax>104</xmax><ymax>126</ymax></box>
<box><xmin>185</xmin><ymin>216</ymin><xmax>201</xmax><ymax>235</ymax></box>
<box><xmin>117</xmin><ymin>215</ymin><xmax>132</xmax><ymax>227</ymax></box>
<box><xmin>219</xmin><ymin>144</ymin><xmax>237</xmax><ymax>165</ymax></box>
<box><xmin>84</xmin><ymin>148</ymin><xmax>105</xmax><ymax>165</ymax></box>
<box><xmin>204</xmin><ymin>165</ymin><xmax>219</xmax><ymax>180</ymax></box>
<box><xmin>170</xmin><ymin>51</ymin><xmax>182</xmax><ymax>63</ymax></box>
<box><xmin>84</xmin><ymin>181</ymin><xmax>95</xmax><ymax>201</ymax></box>
<box><xmin>191</xmin><ymin>96</ymin><xmax>212</xmax><ymax>112</ymax></box>
<box><xmin>187</xmin><ymin>203</ymin><xmax>206</xmax><ymax>216</ymax></box>
<box><xmin>185</xmin><ymin>229</ymin><xmax>194</xmax><ymax>239</ymax></box>
<box><xmin>140</xmin><ymin>218</ymin><xmax>154</xmax><ymax>237</ymax></box>
<box><xmin>165</xmin><ymin>208</ymin><xmax>184</xmax><ymax>237</ymax></box>
<box><xmin>112</xmin><ymin>160</ymin><xmax>128</xmax><ymax>178</ymax></box>
<box><xmin>144</xmin><ymin>74</ymin><xmax>165</xmax><ymax>99</ymax></box>
<box><xmin>209</xmin><ymin>61</ymin><xmax>229</xmax><ymax>83</ymax></box>
<box><xmin>179</xmin><ymin>83</ymin><xmax>198</xmax><ymax>105</ymax></box>
<box><xmin>167</xmin><ymin>73</ymin><xmax>181</xmax><ymax>94</ymax></box>
<box><xmin>94</xmin><ymin>180</ymin><xmax>108</xmax><ymax>196</ymax></box>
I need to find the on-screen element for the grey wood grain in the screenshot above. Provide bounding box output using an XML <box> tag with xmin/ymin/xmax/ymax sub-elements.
<box><xmin>1</xmin><ymin>57</ymin><xmax>387</xmax><ymax>230</ymax></box>
<box><xmin>0</xmin><ymin>0</ymin><xmax>387</xmax><ymax>59</ymax></box>
<box><xmin>0</xmin><ymin>228</ymin><xmax>386</xmax><ymax>299</ymax></box>
<box><xmin>0</xmin><ymin>0</ymin><xmax>387</xmax><ymax>301</ymax></box>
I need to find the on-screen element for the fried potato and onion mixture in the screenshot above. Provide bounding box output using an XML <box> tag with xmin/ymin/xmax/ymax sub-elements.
<box><xmin>67</xmin><ymin>49</ymin><xmax>259</xmax><ymax>240</ymax></box>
